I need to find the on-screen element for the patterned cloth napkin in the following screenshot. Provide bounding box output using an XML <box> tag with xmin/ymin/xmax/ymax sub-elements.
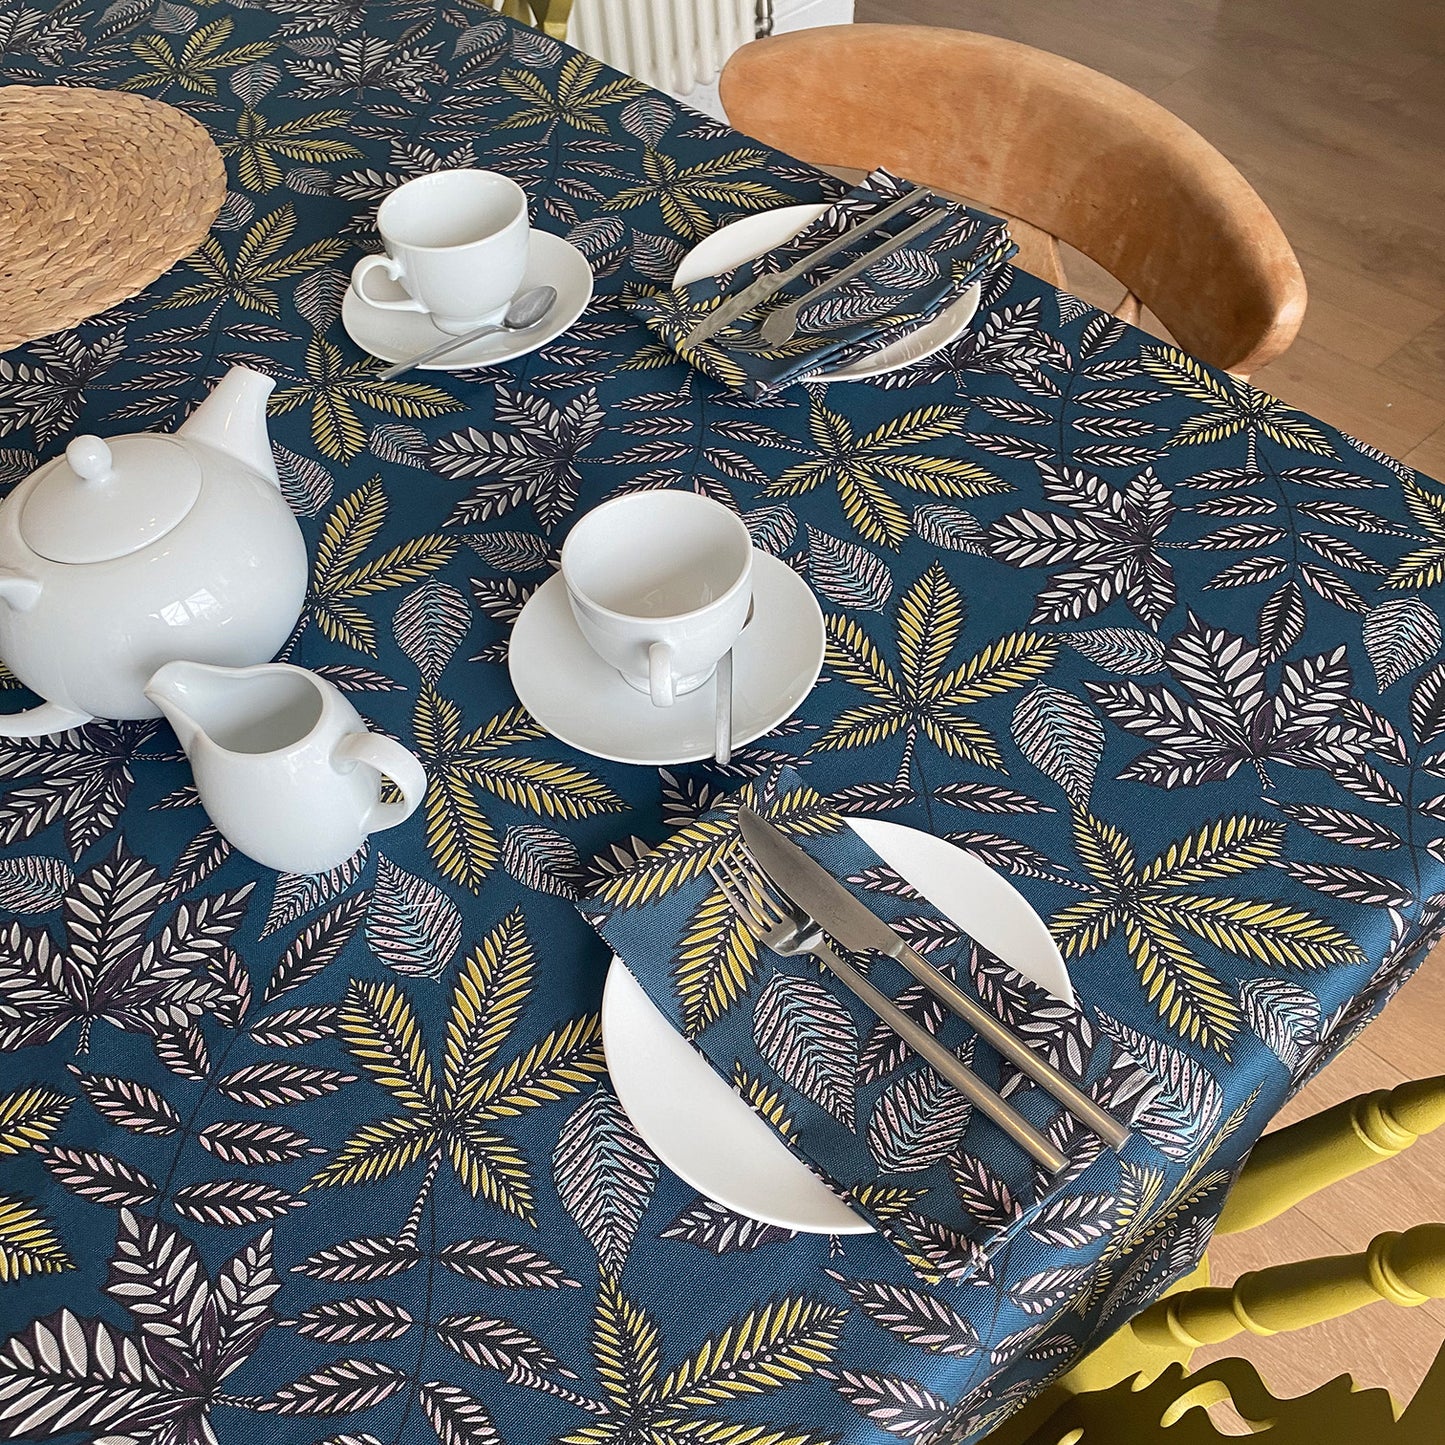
<box><xmin>629</xmin><ymin>169</ymin><xmax>1017</xmax><ymax>400</ymax></box>
<box><xmin>579</xmin><ymin>767</ymin><xmax>1167</xmax><ymax>1283</ymax></box>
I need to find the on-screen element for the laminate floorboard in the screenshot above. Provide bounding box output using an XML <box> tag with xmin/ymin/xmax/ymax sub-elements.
<box><xmin>847</xmin><ymin>0</ymin><xmax>1445</xmax><ymax>1417</ymax></box>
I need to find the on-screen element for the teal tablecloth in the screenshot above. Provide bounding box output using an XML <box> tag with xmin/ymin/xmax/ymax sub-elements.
<box><xmin>1</xmin><ymin>7</ymin><xmax>1442</xmax><ymax>1444</ymax></box>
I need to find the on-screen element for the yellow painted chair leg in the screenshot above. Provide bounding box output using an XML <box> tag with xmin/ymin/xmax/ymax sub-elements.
<box><xmin>1131</xmin><ymin>1223</ymin><xmax>1445</xmax><ymax>1351</ymax></box>
<box><xmin>1218</xmin><ymin>1076</ymin><xmax>1445</xmax><ymax>1236</ymax></box>
<box><xmin>534</xmin><ymin>0</ymin><xmax>574</xmax><ymax>39</ymax></box>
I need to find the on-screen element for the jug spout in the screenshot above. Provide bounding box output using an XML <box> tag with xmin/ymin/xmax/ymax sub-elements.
<box><xmin>178</xmin><ymin>366</ymin><xmax>280</xmax><ymax>488</ymax></box>
<box><xmin>143</xmin><ymin>660</ymin><xmax>211</xmax><ymax>754</ymax></box>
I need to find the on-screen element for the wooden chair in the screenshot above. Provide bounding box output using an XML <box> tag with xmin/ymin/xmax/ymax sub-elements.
<box><xmin>984</xmin><ymin>1075</ymin><xmax>1445</xmax><ymax>1443</ymax></box>
<box><xmin>719</xmin><ymin>25</ymin><xmax>1307</xmax><ymax>377</ymax></box>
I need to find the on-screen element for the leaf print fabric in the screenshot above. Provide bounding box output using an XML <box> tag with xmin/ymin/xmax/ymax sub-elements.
<box><xmin>0</xmin><ymin>5</ymin><xmax>1443</xmax><ymax>1445</ymax></box>
<box><xmin>580</xmin><ymin>768</ymin><xmax>1163</xmax><ymax>1282</ymax></box>
<box><xmin>631</xmin><ymin>168</ymin><xmax>1015</xmax><ymax>398</ymax></box>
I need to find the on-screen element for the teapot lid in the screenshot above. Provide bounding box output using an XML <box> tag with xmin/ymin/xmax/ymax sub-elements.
<box><xmin>21</xmin><ymin>434</ymin><xmax>202</xmax><ymax>564</ymax></box>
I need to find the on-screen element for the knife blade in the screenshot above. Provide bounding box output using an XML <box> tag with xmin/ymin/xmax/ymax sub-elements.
<box><xmin>681</xmin><ymin>185</ymin><xmax>930</xmax><ymax>347</ymax></box>
<box><xmin>737</xmin><ymin>807</ymin><xmax>1131</xmax><ymax>1151</ymax></box>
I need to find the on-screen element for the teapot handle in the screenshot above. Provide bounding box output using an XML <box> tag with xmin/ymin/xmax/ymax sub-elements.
<box><xmin>332</xmin><ymin>731</ymin><xmax>427</xmax><ymax>834</ymax></box>
<box><xmin>0</xmin><ymin>700</ymin><xmax>94</xmax><ymax>739</ymax></box>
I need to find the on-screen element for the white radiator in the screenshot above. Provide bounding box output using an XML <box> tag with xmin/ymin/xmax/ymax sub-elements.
<box><xmin>568</xmin><ymin>0</ymin><xmax>756</xmax><ymax>98</ymax></box>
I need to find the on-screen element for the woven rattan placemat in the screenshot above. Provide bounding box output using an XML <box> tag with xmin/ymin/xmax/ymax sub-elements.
<box><xmin>0</xmin><ymin>86</ymin><xmax>226</xmax><ymax>351</ymax></box>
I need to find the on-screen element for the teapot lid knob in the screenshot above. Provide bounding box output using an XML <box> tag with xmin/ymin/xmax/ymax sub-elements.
<box><xmin>66</xmin><ymin>436</ymin><xmax>114</xmax><ymax>486</ymax></box>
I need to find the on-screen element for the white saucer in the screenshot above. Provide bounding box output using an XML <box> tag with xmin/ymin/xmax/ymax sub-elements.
<box><xmin>508</xmin><ymin>554</ymin><xmax>824</xmax><ymax>767</ymax></box>
<box><xmin>603</xmin><ymin>818</ymin><xmax>1071</xmax><ymax>1235</ymax></box>
<box><xmin>673</xmin><ymin>204</ymin><xmax>981</xmax><ymax>381</ymax></box>
<box><xmin>342</xmin><ymin>230</ymin><xmax>594</xmax><ymax>369</ymax></box>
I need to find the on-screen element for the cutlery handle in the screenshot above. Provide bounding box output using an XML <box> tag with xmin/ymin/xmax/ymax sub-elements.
<box><xmin>887</xmin><ymin>940</ymin><xmax>1131</xmax><ymax>1151</ymax></box>
<box><xmin>714</xmin><ymin>647</ymin><xmax>733</xmax><ymax>766</ymax></box>
<box><xmin>378</xmin><ymin>321</ymin><xmax>504</xmax><ymax>380</ymax></box>
<box><xmin>805</xmin><ymin>939</ymin><xmax>1066</xmax><ymax>1173</ymax></box>
<box><xmin>683</xmin><ymin>183</ymin><xmax>930</xmax><ymax>344</ymax></box>
<box><xmin>759</xmin><ymin>208</ymin><xmax>948</xmax><ymax>345</ymax></box>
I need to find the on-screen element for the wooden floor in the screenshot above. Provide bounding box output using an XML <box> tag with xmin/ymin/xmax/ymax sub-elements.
<box><xmin>849</xmin><ymin>0</ymin><xmax>1445</xmax><ymax>1414</ymax></box>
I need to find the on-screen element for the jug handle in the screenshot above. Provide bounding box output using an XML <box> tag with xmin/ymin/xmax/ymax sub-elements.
<box><xmin>333</xmin><ymin>731</ymin><xmax>427</xmax><ymax>834</ymax></box>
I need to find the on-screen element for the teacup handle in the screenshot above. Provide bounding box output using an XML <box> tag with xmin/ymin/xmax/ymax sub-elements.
<box><xmin>648</xmin><ymin>642</ymin><xmax>675</xmax><ymax>708</ymax></box>
<box><xmin>333</xmin><ymin>731</ymin><xmax>428</xmax><ymax>833</ymax></box>
<box><xmin>351</xmin><ymin>254</ymin><xmax>427</xmax><ymax>313</ymax></box>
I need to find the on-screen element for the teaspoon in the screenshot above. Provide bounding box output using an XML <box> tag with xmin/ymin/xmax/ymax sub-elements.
<box><xmin>378</xmin><ymin>285</ymin><xmax>558</xmax><ymax>379</ymax></box>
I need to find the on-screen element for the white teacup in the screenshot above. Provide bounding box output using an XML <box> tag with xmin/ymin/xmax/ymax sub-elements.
<box><xmin>561</xmin><ymin>493</ymin><xmax>754</xmax><ymax>708</ymax></box>
<box><xmin>350</xmin><ymin>169</ymin><xmax>530</xmax><ymax>334</ymax></box>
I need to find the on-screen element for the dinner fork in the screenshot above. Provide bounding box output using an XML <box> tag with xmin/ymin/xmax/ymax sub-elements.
<box><xmin>710</xmin><ymin>850</ymin><xmax>1067</xmax><ymax>1173</ymax></box>
<box><xmin>757</xmin><ymin>208</ymin><xmax>947</xmax><ymax>347</ymax></box>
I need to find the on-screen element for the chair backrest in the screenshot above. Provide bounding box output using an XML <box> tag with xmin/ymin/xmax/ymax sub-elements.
<box><xmin>719</xmin><ymin>25</ymin><xmax>1307</xmax><ymax>376</ymax></box>
<box><xmin>985</xmin><ymin>1077</ymin><xmax>1445</xmax><ymax>1445</ymax></box>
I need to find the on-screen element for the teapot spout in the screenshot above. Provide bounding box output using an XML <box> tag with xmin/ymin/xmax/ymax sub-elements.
<box><xmin>178</xmin><ymin>366</ymin><xmax>281</xmax><ymax>489</ymax></box>
<box><xmin>143</xmin><ymin>661</ymin><xmax>211</xmax><ymax>754</ymax></box>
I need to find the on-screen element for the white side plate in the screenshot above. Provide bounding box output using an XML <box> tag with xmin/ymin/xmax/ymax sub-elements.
<box><xmin>673</xmin><ymin>204</ymin><xmax>981</xmax><ymax>381</ymax></box>
<box><xmin>602</xmin><ymin>817</ymin><xmax>1071</xmax><ymax>1234</ymax></box>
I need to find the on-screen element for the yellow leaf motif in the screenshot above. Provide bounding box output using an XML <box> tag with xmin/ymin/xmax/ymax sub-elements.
<box><xmin>413</xmin><ymin>688</ymin><xmax>625</xmax><ymax>892</ymax></box>
<box><xmin>673</xmin><ymin>884</ymin><xmax>761</xmax><ymax>1038</ymax></box>
<box><xmin>1386</xmin><ymin>476</ymin><xmax>1445</xmax><ymax>591</ymax></box>
<box><xmin>443</xmin><ymin>911</ymin><xmax>533</xmax><ymax>1113</ymax></box>
<box><xmin>769</xmin><ymin>397</ymin><xmax>1007</xmax><ymax>549</ymax></box>
<box><xmin>272</xmin><ymin>339</ymin><xmax>463</xmax><ymax>463</ymax></box>
<box><xmin>309</xmin><ymin>910</ymin><xmax>604</xmax><ymax>1223</ymax></box>
<box><xmin>0</xmin><ymin>1085</ymin><xmax>69</xmax><ymax>1156</ymax></box>
<box><xmin>340</xmin><ymin>980</ymin><xmax>435</xmax><ymax>1115</ymax></box>
<box><xmin>0</xmin><ymin>1086</ymin><xmax>73</xmax><ymax>1281</ymax></box>
<box><xmin>732</xmin><ymin>1065</ymin><xmax>796</xmax><ymax>1141</ymax></box>
<box><xmin>497</xmin><ymin>52</ymin><xmax>647</xmax><ymax>135</ymax></box>
<box><xmin>603</xmin><ymin>148</ymin><xmax>791</xmax><ymax>241</ymax></box>
<box><xmin>1052</xmin><ymin>808</ymin><xmax>1365</xmax><ymax>1056</ymax></box>
<box><xmin>819</xmin><ymin>564</ymin><xmax>1056</xmax><ymax>785</ymax></box>
<box><xmin>0</xmin><ymin>1196</ymin><xmax>73</xmax><ymax>1282</ymax></box>
<box><xmin>1142</xmin><ymin>345</ymin><xmax>1335</xmax><ymax>457</ymax></box>
<box><xmin>219</xmin><ymin>109</ymin><xmax>363</xmax><ymax>192</ymax></box>
<box><xmin>162</xmin><ymin>205</ymin><xmax>348</xmax><ymax>317</ymax></box>
<box><xmin>119</xmin><ymin>16</ymin><xmax>274</xmax><ymax>95</ymax></box>
<box><xmin>304</xmin><ymin>478</ymin><xmax>457</xmax><ymax>655</ymax></box>
<box><xmin>563</xmin><ymin>1278</ymin><xmax>843</xmax><ymax>1445</ymax></box>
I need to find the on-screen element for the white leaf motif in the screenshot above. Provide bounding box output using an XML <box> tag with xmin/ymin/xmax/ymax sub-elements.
<box><xmin>365</xmin><ymin>857</ymin><xmax>462</xmax><ymax>979</ymax></box>
<box><xmin>806</xmin><ymin>527</ymin><xmax>892</xmax><ymax>611</ymax></box>
<box><xmin>1364</xmin><ymin>597</ymin><xmax>1441</xmax><ymax>691</ymax></box>
<box><xmin>1095</xmin><ymin>1012</ymin><xmax>1222</xmax><ymax>1160</ymax></box>
<box><xmin>553</xmin><ymin>1088</ymin><xmax>658</xmax><ymax>1277</ymax></box>
<box><xmin>1012</xmin><ymin>685</ymin><xmax>1104</xmax><ymax>804</ymax></box>
<box><xmin>867</xmin><ymin>1067</ymin><xmax>971</xmax><ymax>1173</ymax></box>
<box><xmin>0</xmin><ymin>856</ymin><xmax>74</xmax><ymax>913</ymax></box>
<box><xmin>1062</xmin><ymin>628</ymin><xmax>1166</xmax><ymax>675</ymax></box>
<box><xmin>393</xmin><ymin>581</ymin><xmax>470</xmax><ymax>684</ymax></box>
<box><xmin>1238</xmin><ymin>977</ymin><xmax>1320</xmax><ymax>1073</ymax></box>
<box><xmin>753</xmin><ymin>974</ymin><xmax>859</xmax><ymax>1127</ymax></box>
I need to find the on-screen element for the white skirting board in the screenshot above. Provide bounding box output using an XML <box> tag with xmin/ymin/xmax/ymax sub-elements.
<box><xmin>567</xmin><ymin>0</ymin><xmax>855</xmax><ymax>121</ymax></box>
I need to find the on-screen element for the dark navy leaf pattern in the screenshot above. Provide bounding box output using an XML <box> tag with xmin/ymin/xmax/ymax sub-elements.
<box><xmin>0</xmin><ymin>7</ymin><xmax>1441</xmax><ymax>1445</ymax></box>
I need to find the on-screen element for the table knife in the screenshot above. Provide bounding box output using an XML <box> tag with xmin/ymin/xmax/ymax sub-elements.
<box><xmin>757</xmin><ymin>207</ymin><xmax>948</xmax><ymax>346</ymax></box>
<box><xmin>737</xmin><ymin>807</ymin><xmax>1132</xmax><ymax>1151</ymax></box>
<box><xmin>682</xmin><ymin>185</ymin><xmax>930</xmax><ymax>346</ymax></box>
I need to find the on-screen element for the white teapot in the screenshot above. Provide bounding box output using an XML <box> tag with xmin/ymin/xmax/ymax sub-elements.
<box><xmin>0</xmin><ymin>367</ymin><xmax>309</xmax><ymax>738</ymax></box>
